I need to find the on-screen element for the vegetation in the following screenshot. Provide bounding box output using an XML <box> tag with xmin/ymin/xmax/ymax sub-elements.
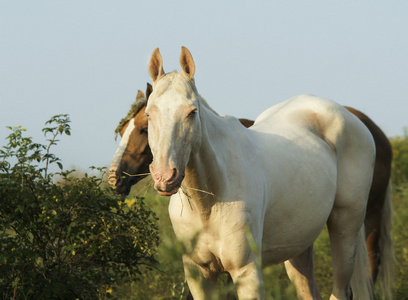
<box><xmin>391</xmin><ymin>129</ymin><xmax>408</xmax><ymax>188</ymax></box>
<box><xmin>389</xmin><ymin>130</ymin><xmax>408</xmax><ymax>299</ymax></box>
<box><xmin>1</xmin><ymin>116</ymin><xmax>407</xmax><ymax>299</ymax></box>
<box><xmin>0</xmin><ymin>115</ymin><xmax>159</xmax><ymax>299</ymax></box>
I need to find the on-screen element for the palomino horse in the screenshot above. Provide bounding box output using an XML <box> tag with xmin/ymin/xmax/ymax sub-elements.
<box><xmin>143</xmin><ymin>46</ymin><xmax>375</xmax><ymax>300</ymax></box>
<box><xmin>110</xmin><ymin>91</ymin><xmax>394</xmax><ymax>299</ymax></box>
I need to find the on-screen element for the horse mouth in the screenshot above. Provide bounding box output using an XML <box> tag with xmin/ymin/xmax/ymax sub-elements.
<box><xmin>154</xmin><ymin>176</ymin><xmax>184</xmax><ymax>196</ymax></box>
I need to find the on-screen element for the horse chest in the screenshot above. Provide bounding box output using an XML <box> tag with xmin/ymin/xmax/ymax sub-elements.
<box><xmin>168</xmin><ymin>194</ymin><xmax>247</xmax><ymax>272</ymax></box>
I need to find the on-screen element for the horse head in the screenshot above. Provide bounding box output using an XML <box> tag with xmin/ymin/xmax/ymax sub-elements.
<box><xmin>109</xmin><ymin>83</ymin><xmax>153</xmax><ymax>195</ymax></box>
<box><xmin>146</xmin><ymin>47</ymin><xmax>202</xmax><ymax>196</ymax></box>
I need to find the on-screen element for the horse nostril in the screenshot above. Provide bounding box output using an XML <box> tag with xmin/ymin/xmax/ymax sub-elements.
<box><xmin>169</xmin><ymin>168</ymin><xmax>178</xmax><ymax>182</ymax></box>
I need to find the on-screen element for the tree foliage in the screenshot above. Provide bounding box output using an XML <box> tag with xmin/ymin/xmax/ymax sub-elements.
<box><xmin>0</xmin><ymin>115</ymin><xmax>159</xmax><ymax>299</ymax></box>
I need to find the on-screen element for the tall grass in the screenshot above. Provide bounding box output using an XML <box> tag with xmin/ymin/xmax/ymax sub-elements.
<box><xmin>393</xmin><ymin>187</ymin><xmax>408</xmax><ymax>299</ymax></box>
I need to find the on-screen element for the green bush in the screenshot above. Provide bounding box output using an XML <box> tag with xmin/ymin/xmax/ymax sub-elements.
<box><xmin>393</xmin><ymin>186</ymin><xmax>408</xmax><ymax>299</ymax></box>
<box><xmin>390</xmin><ymin>128</ymin><xmax>408</xmax><ymax>187</ymax></box>
<box><xmin>0</xmin><ymin>115</ymin><xmax>159</xmax><ymax>299</ymax></box>
<box><xmin>390</xmin><ymin>130</ymin><xmax>408</xmax><ymax>298</ymax></box>
<box><xmin>111</xmin><ymin>181</ymin><xmax>189</xmax><ymax>300</ymax></box>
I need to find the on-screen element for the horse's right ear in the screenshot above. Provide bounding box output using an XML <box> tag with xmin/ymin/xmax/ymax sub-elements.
<box><xmin>146</xmin><ymin>83</ymin><xmax>153</xmax><ymax>100</ymax></box>
<box><xmin>149</xmin><ymin>48</ymin><xmax>165</xmax><ymax>83</ymax></box>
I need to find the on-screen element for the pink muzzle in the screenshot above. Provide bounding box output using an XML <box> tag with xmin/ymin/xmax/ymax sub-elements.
<box><xmin>150</xmin><ymin>164</ymin><xmax>184</xmax><ymax>196</ymax></box>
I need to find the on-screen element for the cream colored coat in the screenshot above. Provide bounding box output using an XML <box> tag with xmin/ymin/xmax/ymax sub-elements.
<box><xmin>146</xmin><ymin>47</ymin><xmax>375</xmax><ymax>300</ymax></box>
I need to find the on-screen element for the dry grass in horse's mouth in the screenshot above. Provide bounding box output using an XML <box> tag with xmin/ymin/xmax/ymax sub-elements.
<box><xmin>123</xmin><ymin>171</ymin><xmax>150</xmax><ymax>177</ymax></box>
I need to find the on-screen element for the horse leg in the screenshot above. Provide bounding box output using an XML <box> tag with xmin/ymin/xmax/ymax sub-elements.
<box><xmin>284</xmin><ymin>245</ymin><xmax>322</xmax><ymax>300</ymax></box>
<box><xmin>327</xmin><ymin>209</ymin><xmax>358</xmax><ymax>300</ymax></box>
<box><xmin>327</xmin><ymin>205</ymin><xmax>372</xmax><ymax>300</ymax></box>
<box><xmin>229</xmin><ymin>258</ymin><xmax>265</xmax><ymax>300</ymax></box>
<box><xmin>185</xmin><ymin>273</ymin><xmax>237</xmax><ymax>300</ymax></box>
<box><xmin>182</xmin><ymin>255</ymin><xmax>217</xmax><ymax>300</ymax></box>
<box><xmin>226</xmin><ymin>274</ymin><xmax>237</xmax><ymax>300</ymax></box>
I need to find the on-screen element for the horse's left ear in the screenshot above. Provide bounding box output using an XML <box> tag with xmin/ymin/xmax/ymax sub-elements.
<box><xmin>179</xmin><ymin>46</ymin><xmax>195</xmax><ymax>80</ymax></box>
<box><xmin>136</xmin><ymin>90</ymin><xmax>145</xmax><ymax>101</ymax></box>
<box><xmin>146</xmin><ymin>83</ymin><xmax>153</xmax><ymax>100</ymax></box>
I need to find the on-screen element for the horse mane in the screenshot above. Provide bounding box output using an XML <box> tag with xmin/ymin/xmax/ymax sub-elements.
<box><xmin>114</xmin><ymin>96</ymin><xmax>147</xmax><ymax>140</ymax></box>
<box><xmin>198</xmin><ymin>95</ymin><xmax>220</xmax><ymax>116</ymax></box>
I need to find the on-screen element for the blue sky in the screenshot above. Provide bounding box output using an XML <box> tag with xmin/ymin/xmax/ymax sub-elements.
<box><xmin>1</xmin><ymin>1</ymin><xmax>407</xmax><ymax>171</ymax></box>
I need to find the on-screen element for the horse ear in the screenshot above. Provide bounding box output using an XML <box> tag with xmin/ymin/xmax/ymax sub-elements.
<box><xmin>149</xmin><ymin>48</ymin><xmax>165</xmax><ymax>83</ymax></box>
<box><xmin>146</xmin><ymin>83</ymin><xmax>153</xmax><ymax>100</ymax></box>
<box><xmin>179</xmin><ymin>46</ymin><xmax>195</xmax><ymax>80</ymax></box>
<box><xmin>136</xmin><ymin>90</ymin><xmax>145</xmax><ymax>101</ymax></box>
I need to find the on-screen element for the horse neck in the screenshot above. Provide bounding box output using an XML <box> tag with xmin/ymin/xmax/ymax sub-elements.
<box><xmin>181</xmin><ymin>100</ymin><xmax>245</xmax><ymax>208</ymax></box>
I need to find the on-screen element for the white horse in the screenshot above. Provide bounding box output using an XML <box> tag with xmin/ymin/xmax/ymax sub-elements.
<box><xmin>145</xmin><ymin>47</ymin><xmax>375</xmax><ymax>300</ymax></box>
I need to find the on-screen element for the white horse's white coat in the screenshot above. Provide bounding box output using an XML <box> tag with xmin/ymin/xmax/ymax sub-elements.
<box><xmin>146</xmin><ymin>47</ymin><xmax>375</xmax><ymax>300</ymax></box>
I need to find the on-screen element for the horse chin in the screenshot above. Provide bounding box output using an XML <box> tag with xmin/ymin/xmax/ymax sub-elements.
<box><xmin>157</xmin><ymin>188</ymin><xmax>179</xmax><ymax>196</ymax></box>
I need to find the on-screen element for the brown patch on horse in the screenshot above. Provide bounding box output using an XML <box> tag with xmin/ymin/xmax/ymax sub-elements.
<box><xmin>115</xmin><ymin>89</ymin><xmax>148</xmax><ymax>139</ymax></box>
<box><xmin>114</xmin><ymin>107</ymin><xmax>152</xmax><ymax>195</ymax></box>
<box><xmin>136</xmin><ymin>90</ymin><xmax>144</xmax><ymax>100</ymax></box>
<box><xmin>113</xmin><ymin>84</ymin><xmax>153</xmax><ymax>195</ymax></box>
<box><xmin>238</xmin><ymin>118</ymin><xmax>254</xmax><ymax>128</ymax></box>
<box><xmin>146</xmin><ymin>82</ymin><xmax>153</xmax><ymax>100</ymax></box>
<box><xmin>119</xmin><ymin>120</ymin><xmax>129</xmax><ymax>137</ymax></box>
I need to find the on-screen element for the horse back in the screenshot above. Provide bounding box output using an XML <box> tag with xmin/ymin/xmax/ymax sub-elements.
<box><xmin>253</xmin><ymin>95</ymin><xmax>375</xmax><ymax>158</ymax></box>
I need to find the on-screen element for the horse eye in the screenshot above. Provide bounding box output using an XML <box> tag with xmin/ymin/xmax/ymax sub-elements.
<box><xmin>140</xmin><ymin>128</ymin><xmax>148</xmax><ymax>135</ymax></box>
<box><xmin>187</xmin><ymin>109</ymin><xmax>197</xmax><ymax>119</ymax></box>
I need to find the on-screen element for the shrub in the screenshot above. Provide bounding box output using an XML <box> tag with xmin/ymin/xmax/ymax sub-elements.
<box><xmin>0</xmin><ymin>115</ymin><xmax>159</xmax><ymax>299</ymax></box>
<box><xmin>390</xmin><ymin>128</ymin><xmax>408</xmax><ymax>187</ymax></box>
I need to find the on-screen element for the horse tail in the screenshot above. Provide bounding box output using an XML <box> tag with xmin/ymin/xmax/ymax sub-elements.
<box><xmin>378</xmin><ymin>179</ymin><xmax>396</xmax><ymax>300</ymax></box>
<box><xmin>351</xmin><ymin>225</ymin><xmax>373</xmax><ymax>300</ymax></box>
